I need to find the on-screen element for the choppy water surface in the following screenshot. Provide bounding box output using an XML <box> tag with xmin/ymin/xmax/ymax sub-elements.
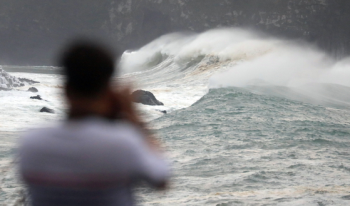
<box><xmin>142</xmin><ymin>88</ymin><xmax>350</xmax><ymax>205</ymax></box>
<box><xmin>1</xmin><ymin>28</ymin><xmax>350</xmax><ymax>205</ymax></box>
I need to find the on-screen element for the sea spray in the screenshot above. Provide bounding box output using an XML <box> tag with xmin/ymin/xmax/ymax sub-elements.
<box><xmin>209</xmin><ymin>42</ymin><xmax>338</xmax><ymax>88</ymax></box>
<box><xmin>119</xmin><ymin>28</ymin><xmax>277</xmax><ymax>74</ymax></box>
<box><xmin>206</xmin><ymin>36</ymin><xmax>350</xmax><ymax>107</ymax></box>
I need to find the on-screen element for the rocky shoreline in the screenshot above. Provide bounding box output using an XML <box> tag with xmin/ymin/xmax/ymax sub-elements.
<box><xmin>1</xmin><ymin>67</ymin><xmax>166</xmax><ymax>115</ymax></box>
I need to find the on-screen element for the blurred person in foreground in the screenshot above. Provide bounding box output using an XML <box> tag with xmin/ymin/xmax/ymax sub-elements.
<box><xmin>18</xmin><ymin>40</ymin><xmax>170</xmax><ymax>206</ymax></box>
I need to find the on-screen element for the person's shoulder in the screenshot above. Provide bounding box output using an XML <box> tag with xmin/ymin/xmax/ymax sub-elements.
<box><xmin>78</xmin><ymin>118</ymin><xmax>145</xmax><ymax>145</ymax></box>
<box><xmin>25</xmin><ymin>126</ymin><xmax>58</xmax><ymax>135</ymax></box>
<box><xmin>83</xmin><ymin>120</ymin><xmax>149</xmax><ymax>159</ymax></box>
<box><xmin>102</xmin><ymin>120</ymin><xmax>146</xmax><ymax>143</ymax></box>
<box><xmin>19</xmin><ymin>124</ymin><xmax>62</xmax><ymax>146</ymax></box>
<box><xmin>24</xmin><ymin>124</ymin><xmax>61</xmax><ymax>137</ymax></box>
<box><xmin>112</xmin><ymin>121</ymin><xmax>144</xmax><ymax>136</ymax></box>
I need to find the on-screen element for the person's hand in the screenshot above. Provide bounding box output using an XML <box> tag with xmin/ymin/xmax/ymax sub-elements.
<box><xmin>108</xmin><ymin>84</ymin><xmax>164</xmax><ymax>152</ymax></box>
<box><xmin>108</xmin><ymin>84</ymin><xmax>143</xmax><ymax>126</ymax></box>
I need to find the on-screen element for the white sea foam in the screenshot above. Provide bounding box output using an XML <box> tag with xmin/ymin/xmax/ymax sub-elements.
<box><xmin>0</xmin><ymin>72</ymin><xmax>64</xmax><ymax>132</ymax></box>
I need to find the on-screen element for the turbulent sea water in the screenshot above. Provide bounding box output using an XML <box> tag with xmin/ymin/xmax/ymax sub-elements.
<box><xmin>1</xmin><ymin>28</ymin><xmax>350</xmax><ymax>205</ymax></box>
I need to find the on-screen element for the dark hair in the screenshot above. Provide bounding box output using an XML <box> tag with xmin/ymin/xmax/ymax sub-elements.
<box><xmin>59</xmin><ymin>41</ymin><xmax>116</xmax><ymax>97</ymax></box>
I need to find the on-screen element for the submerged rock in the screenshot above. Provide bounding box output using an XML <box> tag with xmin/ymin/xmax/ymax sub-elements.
<box><xmin>40</xmin><ymin>107</ymin><xmax>55</xmax><ymax>114</ymax></box>
<box><xmin>131</xmin><ymin>90</ymin><xmax>164</xmax><ymax>106</ymax></box>
<box><xmin>28</xmin><ymin>87</ymin><xmax>38</xmax><ymax>92</ymax></box>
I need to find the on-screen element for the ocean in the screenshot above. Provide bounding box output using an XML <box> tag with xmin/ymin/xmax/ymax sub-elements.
<box><xmin>1</xmin><ymin>28</ymin><xmax>350</xmax><ymax>205</ymax></box>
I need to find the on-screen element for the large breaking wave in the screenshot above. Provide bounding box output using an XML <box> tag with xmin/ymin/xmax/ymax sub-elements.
<box><xmin>119</xmin><ymin>28</ymin><xmax>350</xmax><ymax>115</ymax></box>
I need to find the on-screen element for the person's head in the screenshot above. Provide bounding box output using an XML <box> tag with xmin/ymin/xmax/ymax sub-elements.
<box><xmin>59</xmin><ymin>40</ymin><xmax>116</xmax><ymax>99</ymax></box>
<box><xmin>59</xmin><ymin>40</ymin><xmax>119</xmax><ymax>119</ymax></box>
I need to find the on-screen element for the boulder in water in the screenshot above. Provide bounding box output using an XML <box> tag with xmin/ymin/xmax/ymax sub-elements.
<box><xmin>30</xmin><ymin>95</ymin><xmax>43</xmax><ymax>100</ymax></box>
<box><xmin>28</xmin><ymin>87</ymin><xmax>38</xmax><ymax>92</ymax></box>
<box><xmin>131</xmin><ymin>90</ymin><xmax>164</xmax><ymax>106</ymax></box>
<box><xmin>40</xmin><ymin>107</ymin><xmax>55</xmax><ymax>114</ymax></box>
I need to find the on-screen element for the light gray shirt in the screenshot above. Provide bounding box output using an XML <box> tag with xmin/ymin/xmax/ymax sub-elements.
<box><xmin>19</xmin><ymin>117</ymin><xmax>169</xmax><ymax>206</ymax></box>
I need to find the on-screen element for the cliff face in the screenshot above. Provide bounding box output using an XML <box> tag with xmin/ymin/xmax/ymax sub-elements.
<box><xmin>0</xmin><ymin>0</ymin><xmax>349</xmax><ymax>65</ymax></box>
<box><xmin>106</xmin><ymin>0</ymin><xmax>350</xmax><ymax>56</ymax></box>
<box><xmin>0</xmin><ymin>0</ymin><xmax>112</xmax><ymax>65</ymax></box>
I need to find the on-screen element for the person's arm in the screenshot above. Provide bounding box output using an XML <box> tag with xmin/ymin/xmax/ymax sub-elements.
<box><xmin>109</xmin><ymin>85</ymin><xmax>170</xmax><ymax>187</ymax></box>
<box><xmin>127</xmin><ymin>128</ymin><xmax>170</xmax><ymax>189</ymax></box>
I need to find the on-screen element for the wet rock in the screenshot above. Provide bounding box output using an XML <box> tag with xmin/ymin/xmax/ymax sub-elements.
<box><xmin>30</xmin><ymin>95</ymin><xmax>42</xmax><ymax>100</ymax></box>
<box><xmin>40</xmin><ymin>107</ymin><xmax>55</xmax><ymax>114</ymax></box>
<box><xmin>131</xmin><ymin>90</ymin><xmax>164</xmax><ymax>106</ymax></box>
<box><xmin>19</xmin><ymin>78</ymin><xmax>40</xmax><ymax>84</ymax></box>
<box><xmin>28</xmin><ymin>87</ymin><xmax>38</xmax><ymax>92</ymax></box>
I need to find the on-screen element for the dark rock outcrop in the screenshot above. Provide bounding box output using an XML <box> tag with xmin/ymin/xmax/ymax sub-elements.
<box><xmin>40</xmin><ymin>107</ymin><xmax>55</xmax><ymax>114</ymax></box>
<box><xmin>28</xmin><ymin>87</ymin><xmax>38</xmax><ymax>93</ymax></box>
<box><xmin>131</xmin><ymin>90</ymin><xmax>164</xmax><ymax>106</ymax></box>
<box><xmin>19</xmin><ymin>78</ymin><xmax>40</xmax><ymax>85</ymax></box>
<box><xmin>159</xmin><ymin>110</ymin><xmax>167</xmax><ymax>114</ymax></box>
<box><xmin>30</xmin><ymin>95</ymin><xmax>43</xmax><ymax>100</ymax></box>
